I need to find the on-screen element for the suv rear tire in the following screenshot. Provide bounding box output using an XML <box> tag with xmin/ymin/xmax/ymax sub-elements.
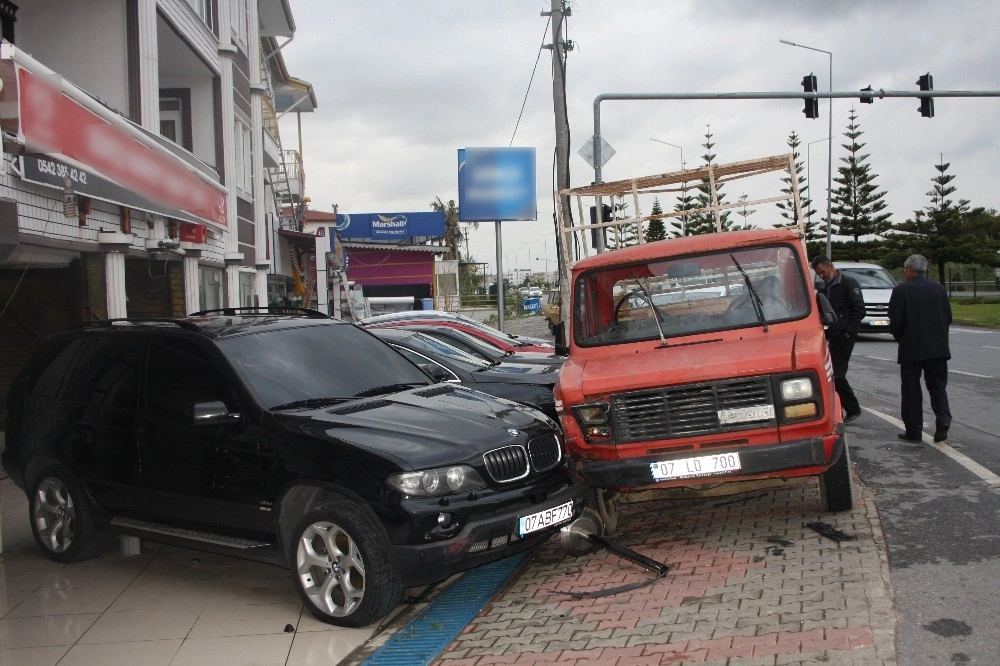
<box><xmin>29</xmin><ymin>466</ymin><xmax>104</xmax><ymax>562</ymax></box>
<box><xmin>290</xmin><ymin>501</ymin><xmax>403</xmax><ymax>627</ymax></box>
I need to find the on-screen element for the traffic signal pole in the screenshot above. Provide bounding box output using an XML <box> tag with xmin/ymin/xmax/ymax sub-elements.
<box><xmin>589</xmin><ymin>88</ymin><xmax>1000</xmax><ymax>188</ymax></box>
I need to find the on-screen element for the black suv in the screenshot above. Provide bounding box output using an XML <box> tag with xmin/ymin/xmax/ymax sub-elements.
<box><xmin>2</xmin><ymin>309</ymin><xmax>584</xmax><ymax>627</ymax></box>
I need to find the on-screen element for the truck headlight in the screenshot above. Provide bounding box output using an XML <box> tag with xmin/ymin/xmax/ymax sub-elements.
<box><xmin>780</xmin><ymin>377</ymin><xmax>814</xmax><ymax>401</ymax></box>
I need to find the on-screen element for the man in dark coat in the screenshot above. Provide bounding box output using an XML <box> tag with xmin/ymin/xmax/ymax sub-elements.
<box><xmin>888</xmin><ymin>254</ymin><xmax>952</xmax><ymax>442</ymax></box>
<box><xmin>811</xmin><ymin>255</ymin><xmax>865</xmax><ymax>422</ymax></box>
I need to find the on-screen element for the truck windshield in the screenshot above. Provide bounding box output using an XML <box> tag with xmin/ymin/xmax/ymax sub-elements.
<box><xmin>573</xmin><ymin>244</ymin><xmax>811</xmax><ymax>346</ymax></box>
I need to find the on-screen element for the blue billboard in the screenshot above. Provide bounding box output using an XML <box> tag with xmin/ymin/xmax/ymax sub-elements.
<box><xmin>457</xmin><ymin>147</ymin><xmax>536</xmax><ymax>222</ymax></box>
<box><xmin>335</xmin><ymin>212</ymin><xmax>445</xmax><ymax>240</ymax></box>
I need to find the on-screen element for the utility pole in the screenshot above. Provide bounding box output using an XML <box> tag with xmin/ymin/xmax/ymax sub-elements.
<box><xmin>546</xmin><ymin>0</ymin><xmax>573</xmax><ymax>335</ymax></box>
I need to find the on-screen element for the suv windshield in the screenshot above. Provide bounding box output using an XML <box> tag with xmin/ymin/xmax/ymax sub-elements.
<box><xmin>839</xmin><ymin>266</ymin><xmax>896</xmax><ymax>289</ymax></box>
<box><xmin>573</xmin><ymin>244</ymin><xmax>810</xmax><ymax>346</ymax></box>
<box><xmin>219</xmin><ymin>323</ymin><xmax>430</xmax><ymax>409</ymax></box>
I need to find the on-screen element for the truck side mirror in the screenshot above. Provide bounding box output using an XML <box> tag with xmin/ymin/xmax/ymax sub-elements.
<box><xmin>815</xmin><ymin>293</ymin><xmax>837</xmax><ymax>327</ymax></box>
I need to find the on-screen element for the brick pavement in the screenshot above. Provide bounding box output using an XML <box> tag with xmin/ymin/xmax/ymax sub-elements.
<box><xmin>432</xmin><ymin>478</ymin><xmax>896</xmax><ymax>665</ymax></box>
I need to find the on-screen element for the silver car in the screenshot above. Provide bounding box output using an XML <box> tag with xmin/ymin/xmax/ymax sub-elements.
<box><xmin>834</xmin><ymin>261</ymin><xmax>898</xmax><ymax>333</ymax></box>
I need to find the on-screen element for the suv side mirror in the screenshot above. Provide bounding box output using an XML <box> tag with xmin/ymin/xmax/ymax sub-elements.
<box><xmin>419</xmin><ymin>363</ymin><xmax>452</xmax><ymax>383</ymax></box>
<box><xmin>815</xmin><ymin>293</ymin><xmax>837</xmax><ymax>327</ymax></box>
<box><xmin>192</xmin><ymin>401</ymin><xmax>242</xmax><ymax>425</ymax></box>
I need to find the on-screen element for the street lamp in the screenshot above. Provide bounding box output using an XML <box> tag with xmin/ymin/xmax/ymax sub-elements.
<box><xmin>780</xmin><ymin>38</ymin><xmax>833</xmax><ymax>259</ymax></box>
<box><xmin>806</xmin><ymin>137</ymin><xmax>830</xmax><ymax>229</ymax></box>
<box><xmin>649</xmin><ymin>138</ymin><xmax>684</xmax><ymax>170</ymax></box>
<box><xmin>650</xmin><ymin>138</ymin><xmax>689</xmax><ymax>236</ymax></box>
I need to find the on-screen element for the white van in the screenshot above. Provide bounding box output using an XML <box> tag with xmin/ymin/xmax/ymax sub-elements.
<box><xmin>833</xmin><ymin>262</ymin><xmax>897</xmax><ymax>333</ymax></box>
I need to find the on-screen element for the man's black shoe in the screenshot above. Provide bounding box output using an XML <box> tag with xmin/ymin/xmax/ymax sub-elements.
<box><xmin>897</xmin><ymin>432</ymin><xmax>922</xmax><ymax>442</ymax></box>
<box><xmin>933</xmin><ymin>427</ymin><xmax>949</xmax><ymax>443</ymax></box>
<box><xmin>843</xmin><ymin>411</ymin><xmax>861</xmax><ymax>424</ymax></box>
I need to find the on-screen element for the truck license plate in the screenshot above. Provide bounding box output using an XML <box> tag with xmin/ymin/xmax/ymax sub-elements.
<box><xmin>518</xmin><ymin>501</ymin><xmax>574</xmax><ymax>536</ymax></box>
<box><xmin>650</xmin><ymin>452</ymin><xmax>742</xmax><ymax>481</ymax></box>
<box><xmin>717</xmin><ymin>404</ymin><xmax>774</xmax><ymax>424</ymax></box>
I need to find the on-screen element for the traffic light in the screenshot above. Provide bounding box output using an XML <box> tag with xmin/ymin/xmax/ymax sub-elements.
<box><xmin>802</xmin><ymin>73</ymin><xmax>819</xmax><ymax>119</ymax></box>
<box><xmin>589</xmin><ymin>204</ymin><xmax>612</xmax><ymax>249</ymax></box>
<box><xmin>860</xmin><ymin>86</ymin><xmax>874</xmax><ymax>104</ymax></box>
<box><xmin>917</xmin><ymin>73</ymin><xmax>934</xmax><ymax>118</ymax></box>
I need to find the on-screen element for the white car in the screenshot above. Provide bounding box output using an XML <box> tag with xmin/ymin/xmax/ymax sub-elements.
<box><xmin>834</xmin><ymin>261</ymin><xmax>897</xmax><ymax>333</ymax></box>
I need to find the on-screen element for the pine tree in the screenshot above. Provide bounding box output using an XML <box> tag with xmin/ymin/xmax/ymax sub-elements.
<box><xmin>673</xmin><ymin>179</ymin><xmax>696</xmax><ymax>237</ymax></box>
<box><xmin>888</xmin><ymin>158</ymin><xmax>972</xmax><ymax>283</ymax></box>
<box><xmin>605</xmin><ymin>201</ymin><xmax>639</xmax><ymax>249</ymax></box>
<box><xmin>645</xmin><ymin>198</ymin><xmax>668</xmax><ymax>242</ymax></box>
<box><xmin>829</xmin><ymin>108</ymin><xmax>892</xmax><ymax>255</ymax></box>
<box><xmin>686</xmin><ymin>124</ymin><xmax>731</xmax><ymax>235</ymax></box>
<box><xmin>733</xmin><ymin>194</ymin><xmax>757</xmax><ymax>230</ymax></box>
<box><xmin>775</xmin><ymin>131</ymin><xmax>822</xmax><ymax>249</ymax></box>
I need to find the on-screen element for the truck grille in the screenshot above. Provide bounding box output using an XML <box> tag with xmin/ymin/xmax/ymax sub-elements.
<box><xmin>611</xmin><ymin>376</ymin><xmax>773</xmax><ymax>443</ymax></box>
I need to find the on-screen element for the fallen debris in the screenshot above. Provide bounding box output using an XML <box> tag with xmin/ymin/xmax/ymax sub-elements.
<box><xmin>806</xmin><ymin>521</ymin><xmax>856</xmax><ymax>542</ymax></box>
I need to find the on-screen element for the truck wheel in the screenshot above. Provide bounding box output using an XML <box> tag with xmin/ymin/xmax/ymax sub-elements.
<box><xmin>29</xmin><ymin>466</ymin><xmax>104</xmax><ymax>562</ymax></box>
<box><xmin>820</xmin><ymin>445</ymin><xmax>854</xmax><ymax>512</ymax></box>
<box><xmin>290</xmin><ymin>501</ymin><xmax>403</xmax><ymax>627</ymax></box>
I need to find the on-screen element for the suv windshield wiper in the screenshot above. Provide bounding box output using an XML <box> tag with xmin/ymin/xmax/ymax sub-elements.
<box><xmin>353</xmin><ymin>383</ymin><xmax>426</xmax><ymax>398</ymax></box>
<box><xmin>271</xmin><ymin>397</ymin><xmax>350</xmax><ymax>411</ymax></box>
<box><xmin>730</xmin><ymin>254</ymin><xmax>768</xmax><ymax>332</ymax></box>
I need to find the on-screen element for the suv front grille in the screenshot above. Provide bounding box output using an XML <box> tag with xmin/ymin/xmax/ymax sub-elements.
<box><xmin>483</xmin><ymin>445</ymin><xmax>529</xmax><ymax>483</ymax></box>
<box><xmin>527</xmin><ymin>434</ymin><xmax>561</xmax><ymax>472</ymax></box>
<box><xmin>611</xmin><ymin>376</ymin><xmax>773</xmax><ymax>443</ymax></box>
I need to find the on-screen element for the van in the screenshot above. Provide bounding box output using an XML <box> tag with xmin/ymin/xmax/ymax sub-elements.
<box><xmin>552</xmin><ymin>156</ymin><xmax>851</xmax><ymax>538</ymax></box>
<box><xmin>833</xmin><ymin>261</ymin><xmax>897</xmax><ymax>333</ymax></box>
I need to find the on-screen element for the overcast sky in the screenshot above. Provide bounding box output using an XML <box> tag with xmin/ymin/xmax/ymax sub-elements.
<box><xmin>278</xmin><ymin>0</ymin><xmax>1000</xmax><ymax>277</ymax></box>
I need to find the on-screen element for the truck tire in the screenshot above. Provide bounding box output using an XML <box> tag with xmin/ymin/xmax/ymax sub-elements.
<box><xmin>820</xmin><ymin>445</ymin><xmax>854</xmax><ymax>512</ymax></box>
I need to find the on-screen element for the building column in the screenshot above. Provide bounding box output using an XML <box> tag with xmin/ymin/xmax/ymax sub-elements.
<box><xmin>98</xmin><ymin>231</ymin><xmax>131</xmax><ymax>318</ymax></box>
<box><xmin>183</xmin><ymin>248</ymin><xmax>202</xmax><ymax>314</ymax></box>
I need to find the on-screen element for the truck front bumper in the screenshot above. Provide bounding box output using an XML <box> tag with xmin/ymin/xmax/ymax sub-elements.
<box><xmin>573</xmin><ymin>433</ymin><xmax>845</xmax><ymax>490</ymax></box>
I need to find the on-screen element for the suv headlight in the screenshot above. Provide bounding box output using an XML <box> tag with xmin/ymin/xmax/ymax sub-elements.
<box><xmin>387</xmin><ymin>465</ymin><xmax>486</xmax><ymax>497</ymax></box>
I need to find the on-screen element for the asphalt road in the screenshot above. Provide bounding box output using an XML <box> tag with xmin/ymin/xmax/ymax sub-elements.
<box><xmin>849</xmin><ymin>328</ymin><xmax>1000</xmax><ymax>665</ymax></box>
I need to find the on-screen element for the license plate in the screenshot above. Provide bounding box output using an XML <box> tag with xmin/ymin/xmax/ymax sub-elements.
<box><xmin>518</xmin><ymin>501</ymin><xmax>574</xmax><ymax>536</ymax></box>
<box><xmin>717</xmin><ymin>404</ymin><xmax>774</xmax><ymax>424</ymax></box>
<box><xmin>650</xmin><ymin>452</ymin><xmax>742</xmax><ymax>481</ymax></box>
<box><xmin>870</xmin><ymin>319</ymin><xmax>889</xmax><ymax>326</ymax></box>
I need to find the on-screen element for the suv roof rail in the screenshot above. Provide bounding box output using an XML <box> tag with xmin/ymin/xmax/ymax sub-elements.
<box><xmin>190</xmin><ymin>306</ymin><xmax>330</xmax><ymax>319</ymax></box>
<box><xmin>82</xmin><ymin>318</ymin><xmax>203</xmax><ymax>331</ymax></box>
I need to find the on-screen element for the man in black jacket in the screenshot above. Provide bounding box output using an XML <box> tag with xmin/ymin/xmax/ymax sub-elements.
<box><xmin>811</xmin><ymin>255</ymin><xmax>866</xmax><ymax>422</ymax></box>
<box><xmin>888</xmin><ymin>254</ymin><xmax>952</xmax><ymax>442</ymax></box>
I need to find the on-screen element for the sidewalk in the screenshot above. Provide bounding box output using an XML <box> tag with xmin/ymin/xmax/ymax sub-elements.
<box><xmin>425</xmin><ymin>478</ymin><xmax>896</xmax><ymax>665</ymax></box>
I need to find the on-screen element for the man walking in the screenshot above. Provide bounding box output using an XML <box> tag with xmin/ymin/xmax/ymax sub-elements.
<box><xmin>888</xmin><ymin>254</ymin><xmax>952</xmax><ymax>442</ymax></box>
<box><xmin>811</xmin><ymin>255</ymin><xmax>865</xmax><ymax>423</ymax></box>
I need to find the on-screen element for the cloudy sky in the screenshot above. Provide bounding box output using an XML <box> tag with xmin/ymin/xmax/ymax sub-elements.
<box><xmin>278</xmin><ymin>0</ymin><xmax>1000</xmax><ymax>277</ymax></box>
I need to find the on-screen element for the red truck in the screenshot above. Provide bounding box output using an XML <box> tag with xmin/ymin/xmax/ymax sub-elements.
<box><xmin>552</xmin><ymin>155</ymin><xmax>850</xmax><ymax>538</ymax></box>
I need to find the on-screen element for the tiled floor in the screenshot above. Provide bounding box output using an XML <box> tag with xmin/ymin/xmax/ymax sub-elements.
<box><xmin>0</xmin><ymin>477</ymin><xmax>383</xmax><ymax>665</ymax></box>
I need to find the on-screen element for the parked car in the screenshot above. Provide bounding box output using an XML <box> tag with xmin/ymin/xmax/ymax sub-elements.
<box><xmin>362</xmin><ymin>311</ymin><xmax>557</xmax><ymax>354</ymax></box>
<box><xmin>369</xmin><ymin>328</ymin><xmax>561</xmax><ymax>420</ymax></box>
<box><xmin>389</xmin><ymin>324</ymin><xmax>564</xmax><ymax>366</ymax></box>
<box><xmin>361</xmin><ymin>310</ymin><xmax>554</xmax><ymax>348</ymax></box>
<box><xmin>2</xmin><ymin>308</ymin><xmax>585</xmax><ymax>627</ymax></box>
<box><xmin>833</xmin><ymin>261</ymin><xmax>897</xmax><ymax>333</ymax></box>
<box><xmin>528</xmin><ymin>287</ymin><xmax>543</xmax><ymax>298</ymax></box>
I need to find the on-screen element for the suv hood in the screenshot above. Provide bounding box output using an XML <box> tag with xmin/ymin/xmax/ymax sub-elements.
<box><xmin>302</xmin><ymin>385</ymin><xmax>555</xmax><ymax>470</ymax></box>
<box><xmin>566</xmin><ymin>331</ymin><xmax>800</xmax><ymax>398</ymax></box>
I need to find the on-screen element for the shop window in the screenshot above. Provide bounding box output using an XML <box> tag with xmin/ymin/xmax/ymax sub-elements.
<box><xmin>199</xmin><ymin>267</ymin><xmax>223</xmax><ymax>311</ymax></box>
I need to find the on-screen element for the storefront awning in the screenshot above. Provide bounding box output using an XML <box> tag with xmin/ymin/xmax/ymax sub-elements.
<box><xmin>0</xmin><ymin>45</ymin><xmax>228</xmax><ymax>230</ymax></box>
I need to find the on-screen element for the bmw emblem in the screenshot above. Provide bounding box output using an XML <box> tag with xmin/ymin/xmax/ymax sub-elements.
<box><xmin>507</xmin><ymin>428</ymin><xmax>519</xmax><ymax>437</ymax></box>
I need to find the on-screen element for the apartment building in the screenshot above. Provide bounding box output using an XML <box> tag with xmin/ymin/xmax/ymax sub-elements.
<box><xmin>0</xmin><ymin>0</ymin><xmax>316</xmax><ymax>417</ymax></box>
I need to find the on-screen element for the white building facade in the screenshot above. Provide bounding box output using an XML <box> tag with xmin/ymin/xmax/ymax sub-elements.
<box><xmin>0</xmin><ymin>0</ymin><xmax>315</xmax><ymax>414</ymax></box>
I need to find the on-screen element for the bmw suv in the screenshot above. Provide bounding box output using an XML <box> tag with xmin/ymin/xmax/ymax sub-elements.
<box><xmin>2</xmin><ymin>308</ymin><xmax>584</xmax><ymax>627</ymax></box>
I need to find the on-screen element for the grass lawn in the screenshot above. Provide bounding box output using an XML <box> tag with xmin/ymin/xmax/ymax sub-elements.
<box><xmin>950</xmin><ymin>298</ymin><xmax>1000</xmax><ymax>328</ymax></box>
